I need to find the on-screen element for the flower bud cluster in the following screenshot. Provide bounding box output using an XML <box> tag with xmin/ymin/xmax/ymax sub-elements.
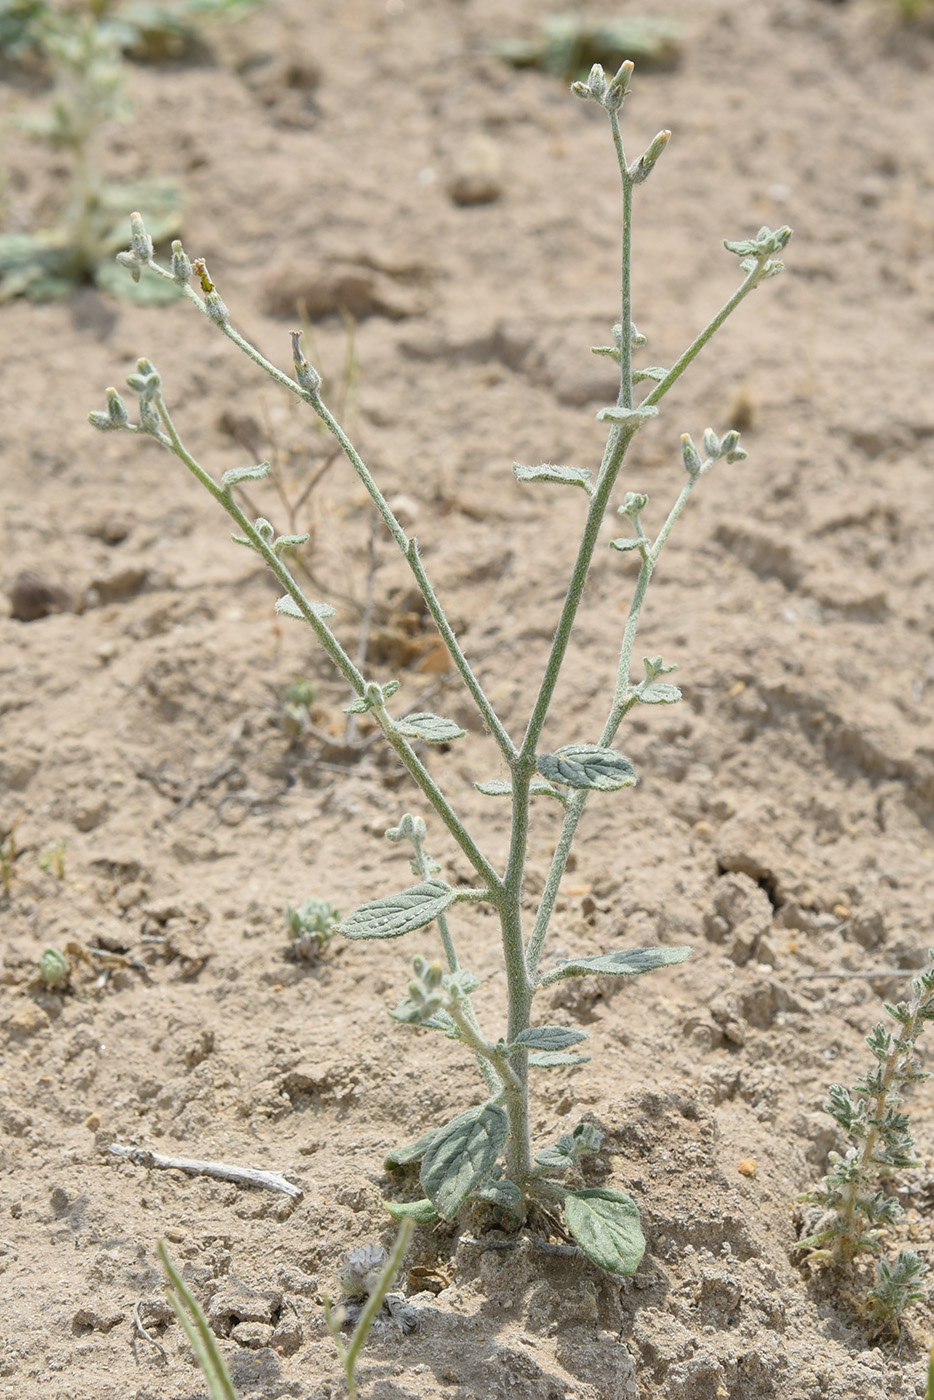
<box><xmin>681</xmin><ymin>427</ymin><xmax>747</xmax><ymax>477</ymax></box>
<box><xmin>572</xmin><ymin>59</ymin><xmax>633</xmax><ymax>113</ymax></box>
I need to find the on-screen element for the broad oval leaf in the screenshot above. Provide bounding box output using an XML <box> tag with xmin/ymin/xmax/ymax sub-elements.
<box><xmin>565</xmin><ymin>1188</ymin><xmax>645</xmax><ymax>1276</ymax></box>
<box><xmin>637</xmin><ymin>682</ymin><xmax>682</xmax><ymax>704</ymax></box>
<box><xmin>513</xmin><ymin>463</ymin><xmax>593</xmax><ymax>490</ymax></box>
<box><xmin>275</xmin><ymin>595</ymin><xmax>336</xmax><ymax>622</ymax></box>
<box><xmin>541</xmin><ymin>945</ymin><xmax>692</xmax><ymax>987</ymax></box>
<box><xmin>384</xmin><ymin>1197</ymin><xmax>439</xmax><ymax>1224</ymax></box>
<box><xmin>340</xmin><ymin>879</ymin><xmax>455</xmax><ymax>940</ymax></box>
<box><xmin>394</xmin><ymin>712</ymin><xmax>467</xmax><ymax>744</ymax></box>
<box><xmin>536</xmin><ymin>745</ymin><xmax>637</xmax><ymax>792</ymax></box>
<box><xmin>529</xmin><ymin>1051</ymin><xmax>591</xmax><ymax>1067</ymax></box>
<box><xmin>420</xmin><ymin>1103</ymin><xmax>508</xmax><ymax>1219</ymax></box>
<box><xmin>511</xmin><ymin>1026</ymin><xmax>589</xmax><ymax>1052</ymax></box>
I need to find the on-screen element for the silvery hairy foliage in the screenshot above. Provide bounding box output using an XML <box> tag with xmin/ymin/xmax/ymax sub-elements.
<box><xmin>91</xmin><ymin>60</ymin><xmax>791</xmax><ymax>1276</ymax></box>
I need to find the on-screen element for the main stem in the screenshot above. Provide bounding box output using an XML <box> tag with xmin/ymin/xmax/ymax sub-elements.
<box><xmin>500</xmin><ymin>108</ymin><xmax>638</xmax><ymax>1196</ymax></box>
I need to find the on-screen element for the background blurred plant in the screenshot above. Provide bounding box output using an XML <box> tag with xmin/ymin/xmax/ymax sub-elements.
<box><xmin>36</xmin><ymin>945</ymin><xmax>69</xmax><ymax>989</ymax></box>
<box><xmin>286</xmin><ymin>896</ymin><xmax>340</xmax><ymax>962</ymax></box>
<box><xmin>0</xmin><ymin>0</ymin><xmax>261</xmax><ymax>301</ymax></box>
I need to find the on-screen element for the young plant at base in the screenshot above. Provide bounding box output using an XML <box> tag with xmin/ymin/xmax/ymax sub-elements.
<box><xmin>324</xmin><ymin>1220</ymin><xmax>415</xmax><ymax>1400</ymax></box>
<box><xmin>286</xmin><ymin>895</ymin><xmax>340</xmax><ymax>961</ymax></box>
<box><xmin>91</xmin><ymin>63</ymin><xmax>791</xmax><ymax>1276</ymax></box>
<box><xmin>797</xmin><ymin>951</ymin><xmax>934</xmax><ymax>1325</ymax></box>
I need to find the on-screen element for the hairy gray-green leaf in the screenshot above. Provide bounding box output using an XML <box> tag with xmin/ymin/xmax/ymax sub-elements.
<box><xmin>475</xmin><ymin>778</ymin><xmax>566</xmax><ymax>804</ymax></box>
<box><xmin>344</xmin><ymin>679</ymin><xmax>401</xmax><ymax>715</ymax></box>
<box><xmin>564</xmin><ymin>1188</ymin><xmax>645</xmax><ymax>1275</ymax></box>
<box><xmin>536</xmin><ymin>745</ymin><xmax>636</xmax><ymax>792</ymax></box>
<box><xmin>394</xmin><ymin>712</ymin><xmax>467</xmax><ymax>744</ymax></box>
<box><xmin>471</xmin><ymin>1174</ymin><xmax>522</xmax><ymax>1215</ymax></box>
<box><xmin>540</xmin><ymin>944</ymin><xmax>692</xmax><ymax>987</ymax></box>
<box><xmin>384</xmin><ymin>1127</ymin><xmax>439</xmax><ymax>1171</ymax></box>
<box><xmin>420</xmin><ymin>1103</ymin><xmax>508</xmax><ymax>1219</ymax></box>
<box><xmin>511</xmin><ymin>1026</ymin><xmax>589</xmax><ymax>1052</ymax></box>
<box><xmin>275</xmin><ymin>595</ymin><xmax>336</xmax><ymax>622</ymax></box>
<box><xmin>340</xmin><ymin>879</ymin><xmax>455</xmax><ymax>940</ymax></box>
<box><xmin>221</xmin><ymin>462</ymin><xmax>270</xmax><ymax>488</ymax></box>
<box><xmin>610</xmin><ymin>536</ymin><xmax>644</xmax><ymax>553</ymax></box>
<box><xmin>384</xmin><ymin>1197</ymin><xmax>439</xmax><ymax>1224</ymax></box>
<box><xmin>444</xmin><ymin>968</ymin><xmax>481</xmax><ymax>998</ymax></box>
<box><xmin>595</xmin><ymin>404</ymin><xmax>658</xmax><ymax>428</ymax></box>
<box><xmin>529</xmin><ymin>1051</ymin><xmax>591</xmax><ymax>1067</ymax></box>
<box><xmin>637</xmin><ymin>682</ymin><xmax>682</xmax><ymax>704</ymax></box>
<box><xmin>534</xmin><ymin>1122</ymin><xmax>602</xmax><ymax>1173</ymax></box>
<box><xmin>513</xmin><ymin>463</ymin><xmax>593</xmax><ymax>491</ymax></box>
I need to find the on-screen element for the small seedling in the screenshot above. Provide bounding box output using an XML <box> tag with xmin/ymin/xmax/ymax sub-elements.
<box><xmin>38</xmin><ymin>837</ymin><xmax>67</xmax><ymax>880</ymax></box>
<box><xmin>798</xmin><ymin>951</ymin><xmax>934</xmax><ymax>1265</ymax></box>
<box><xmin>36</xmin><ymin>946</ymin><xmax>69</xmax><ymax>989</ymax></box>
<box><xmin>798</xmin><ymin>952</ymin><xmax>934</xmax><ymax>1329</ymax></box>
<box><xmin>282</xmin><ymin>678</ymin><xmax>317</xmax><ymax>739</ymax></box>
<box><xmin>286</xmin><ymin>896</ymin><xmax>340</xmax><ymax>961</ymax></box>
<box><xmin>865</xmin><ymin>1250</ymin><xmax>929</xmax><ymax>1334</ymax></box>
<box><xmin>324</xmin><ymin>1220</ymin><xmax>415</xmax><ymax>1400</ymax></box>
<box><xmin>92</xmin><ymin>64</ymin><xmax>791</xmax><ymax>1274</ymax></box>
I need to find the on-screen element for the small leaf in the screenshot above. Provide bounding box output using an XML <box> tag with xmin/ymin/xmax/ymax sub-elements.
<box><xmin>384</xmin><ymin>1197</ymin><xmax>439</xmax><ymax>1224</ymax></box>
<box><xmin>595</xmin><ymin>404</ymin><xmax>658</xmax><ymax>428</ymax></box>
<box><xmin>564</xmin><ymin>1188</ymin><xmax>645</xmax><ymax>1275</ymax></box>
<box><xmin>536</xmin><ymin>745</ymin><xmax>637</xmax><ymax>792</ymax></box>
<box><xmin>343</xmin><ymin>679</ymin><xmax>400</xmax><ymax>715</ymax></box>
<box><xmin>643</xmin><ymin>654</ymin><xmax>676</xmax><ymax>680</ymax></box>
<box><xmin>275</xmin><ymin>595</ymin><xmax>336</xmax><ymax>622</ymax></box>
<box><xmin>273</xmin><ymin>533</ymin><xmax>310</xmax><ymax>556</ymax></box>
<box><xmin>637</xmin><ymin>682</ymin><xmax>682</xmax><ymax>704</ymax></box>
<box><xmin>610</xmin><ymin>537</ymin><xmax>644</xmax><ymax>553</ymax></box>
<box><xmin>632</xmin><ymin>366</ymin><xmax>667</xmax><ymax>383</ymax></box>
<box><xmin>475</xmin><ymin>779</ymin><xmax>566</xmax><ymax>804</ymax></box>
<box><xmin>529</xmin><ymin>1051</ymin><xmax>591</xmax><ymax>1067</ymax></box>
<box><xmin>444</xmin><ymin>968</ymin><xmax>481</xmax><ymax>998</ymax></box>
<box><xmin>540</xmin><ymin>944</ymin><xmax>692</xmax><ymax>987</ymax></box>
<box><xmin>511</xmin><ymin>1026</ymin><xmax>589</xmax><ymax>1052</ymax></box>
<box><xmin>534</xmin><ymin>1122</ymin><xmax>603</xmax><ymax>1173</ymax></box>
<box><xmin>420</xmin><ymin>1103</ymin><xmax>508</xmax><ymax>1219</ymax></box>
<box><xmin>394</xmin><ymin>713</ymin><xmax>467</xmax><ymax>744</ymax></box>
<box><xmin>514</xmin><ymin>463</ymin><xmax>593</xmax><ymax>491</ymax></box>
<box><xmin>340</xmin><ymin>879</ymin><xmax>455</xmax><ymax>941</ymax></box>
<box><xmin>221</xmin><ymin>463</ymin><xmax>270</xmax><ymax>488</ymax></box>
<box><xmin>471</xmin><ymin>1175</ymin><xmax>522</xmax><ymax>1215</ymax></box>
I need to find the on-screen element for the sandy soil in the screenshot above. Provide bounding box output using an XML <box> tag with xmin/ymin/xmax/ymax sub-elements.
<box><xmin>3</xmin><ymin>1</ymin><xmax>934</xmax><ymax>1397</ymax></box>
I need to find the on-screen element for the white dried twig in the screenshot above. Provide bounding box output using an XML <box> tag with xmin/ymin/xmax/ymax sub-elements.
<box><xmin>109</xmin><ymin>1143</ymin><xmax>303</xmax><ymax>1199</ymax></box>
